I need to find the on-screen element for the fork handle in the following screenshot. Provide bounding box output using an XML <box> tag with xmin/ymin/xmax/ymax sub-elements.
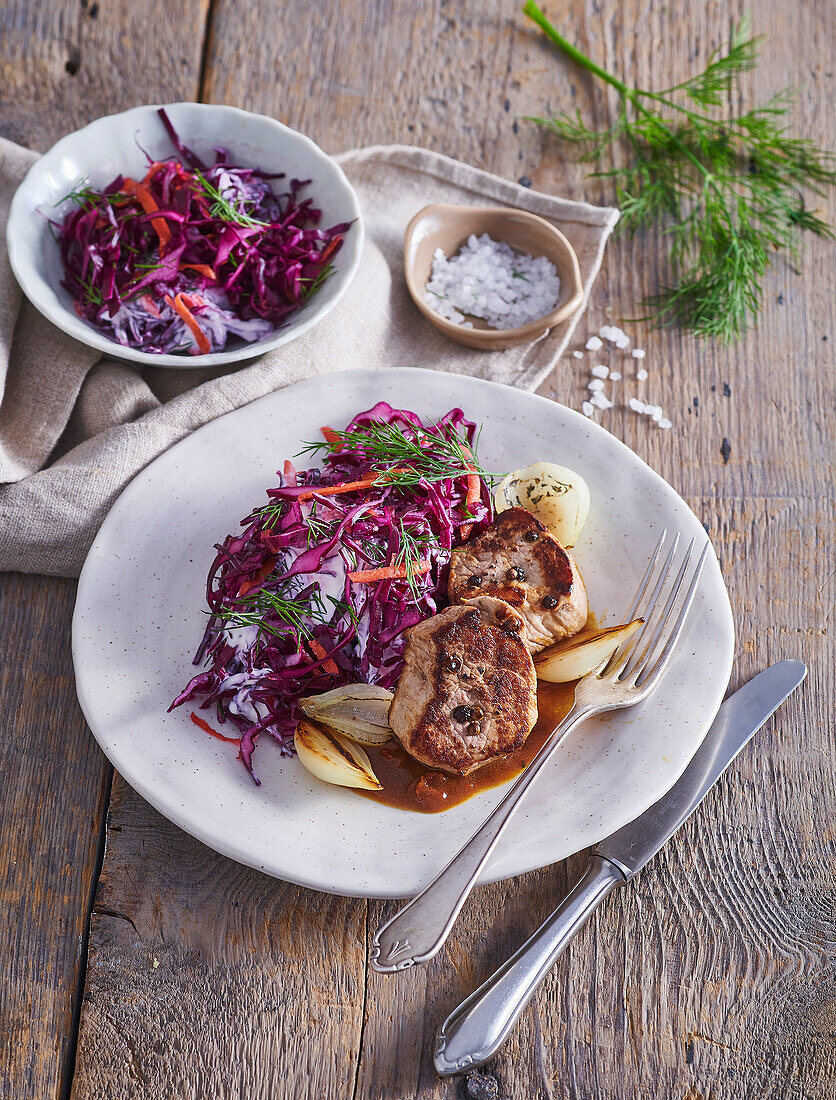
<box><xmin>371</xmin><ymin>701</ymin><xmax>594</xmax><ymax>972</ymax></box>
<box><xmin>434</xmin><ymin>855</ymin><xmax>625</xmax><ymax>1076</ymax></box>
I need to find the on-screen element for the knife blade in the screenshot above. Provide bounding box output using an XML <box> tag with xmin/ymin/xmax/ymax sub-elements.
<box><xmin>434</xmin><ymin>660</ymin><xmax>807</xmax><ymax>1077</ymax></box>
<box><xmin>595</xmin><ymin>658</ymin><xmax>807</xmax><ymax>877</ymax></box>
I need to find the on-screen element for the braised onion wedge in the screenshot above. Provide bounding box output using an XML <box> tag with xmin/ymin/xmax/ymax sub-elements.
<box><xmin>534</xmin><ymin>618</ymin><xmax>642</xmax><ymax>682</ymax></box>
<box><xmin>495</xmin><ymin>462</ymin><xmax>590</xmax><ymax>547</ymax></box>
<box><xmin>299</xmin><ymin>684</ymin><xmax>393</xmax><ymax>745</ymax></box>
<box><xmin>294</xmin><ymin>718</ymin><xmax>382</xmax><ymax>790</ymax></box>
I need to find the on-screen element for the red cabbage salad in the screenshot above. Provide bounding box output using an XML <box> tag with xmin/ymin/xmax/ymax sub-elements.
<box><xmin>170</xmin><ymin>402</ymin><xmax>494</xmax><ymax>782</ymax></box>
<box><xmin>53</xmin><ymin>108</ymin><xmax>351</xmax><ymax>355</ymax></box>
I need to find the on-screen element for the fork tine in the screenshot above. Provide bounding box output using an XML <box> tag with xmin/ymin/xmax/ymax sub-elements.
<box><xmin>599</xmin><ymin>530</ymin><xmax>668</xmax><ymax>676</ymax></box>
<box><xmin>606</xmin><ymin>532</ymin><xmax>679</xmax><ymax>679</ymax></box>
<box><xmin>634</xmin><ymin>540</ymin><xmax>709</xmax><ymax>689</ymax></box>
<box><xmin>624</xmin><ymin>529</ymin><xmax>668</xmax><ymax>622</ymax></box>
<box><xmin>623</xmin><ymin>537</ymin><xmax>695</xmax><ymax>681</ymax></box>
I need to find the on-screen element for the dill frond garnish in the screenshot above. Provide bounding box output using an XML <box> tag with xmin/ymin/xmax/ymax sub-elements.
<box><xmin>523</xmin><ymin>1</ymin><xmax>836</xmax><ymax>341</ymax></box>
<box><xmin>299</xmin><ymin>418</ymin><xmax>496</xmax><ymax>488</ymax></box>
<box><xmin>193</xmin><ymin>169</ymin><xmax>268</xmax><ymax>228</ymax></box>
<box><xmin>219</xmin><ymin>580</ymin><xmax>353</xmax><ymax>645</ymax></box>
<box><xmin>393</xmin><ymin>519</ymin><xmax>437</xmax><ymax>601</ymax></box>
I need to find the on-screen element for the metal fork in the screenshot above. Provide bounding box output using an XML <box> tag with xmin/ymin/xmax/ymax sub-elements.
<box><xmin>371</xmin><ymin>529</ymin><xmax>709</xmax><ymax>973</ymax></box>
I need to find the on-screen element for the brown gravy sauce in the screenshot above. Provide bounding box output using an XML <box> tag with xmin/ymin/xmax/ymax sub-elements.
<box><xmin>359</xmin><ymin>680</ymin><xmax>578</xmax><ymax>814</ymax></box>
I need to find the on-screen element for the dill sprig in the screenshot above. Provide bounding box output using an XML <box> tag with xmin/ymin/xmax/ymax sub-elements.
<box><xmin>219</xmin><ymin>580</ymin><xmax>353</xmax><ymax>644</ymax></box>
<box><xmin>299</xmin><ymin>419</ymin><xmax>496</xmax><ymax>488</ymax></box>
<box><xmin>193</xmin><ymin>169</ymin><xmax>268</xmax><ymax>228</ymax></box>
<box><xmin>393</xmin><ymin>519</ymin><xmax>437</xmax><ymax>601</ymax></box>
<box><xmin>301</xmin><ymin>263</ymin><xmax>336</xmax><ymax>300</ymax></box>
<box><xmin>523</xmin><ymin>1</ymin><xmax>836</xmax><ymax>341</ymax></box>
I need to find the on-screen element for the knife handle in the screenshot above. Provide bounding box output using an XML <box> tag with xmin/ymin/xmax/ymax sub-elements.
<box><xmin>434</xmin><ymin>855</ymin><xmax>625</xmax><ymax>1077</ymax></box>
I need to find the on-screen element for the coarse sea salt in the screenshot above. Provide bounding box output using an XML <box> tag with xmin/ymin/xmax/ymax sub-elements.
<box><xmin>425</xmin><ymin>233</ymin><xmax>561</xmax><ymax>330</ymax></box>
<box><xmin>585</xmin><ymin>336</ymin><xmax>603</xmax><ymax>351</ymax></box>
<box><xmin>636</xmin><ymin>368</ymin><xmax>648</xmax><ymax>381</ymax></box>
<box><xmin>582</xmin><ymin>401</ymin><xmax>594</xmax><ymax>417</ymax></box>
<box><xmin>591</xmin><ymin>364</ymin><xmax>609</xmax><ymax>379</ymax></box>
<box><xmin>572</xmin><ymin>350</ymin><xmax>584</xmax><ymax>359</ymax></box>
<box><xmin>632</xmin><ymin>348</ymin><xmax>646</xmax><ymax>359</ymax></box>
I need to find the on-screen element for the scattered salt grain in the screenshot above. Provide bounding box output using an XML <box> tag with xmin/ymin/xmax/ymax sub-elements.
<box><xmin>628</xmin><ymin>397</ymin><xmax>645</xmax><ymax>413</ymax></box>
<box><xmin>425</xmin><ymin>233</ymin><xmax>561</xmax><ymax>330</ymax></box>
<box><xmin>591</xmin><ymin>364</ymin><xmax>609</xmax><ymax>379</ymax></box>
<box><xmin>651</xmin><ymin>407</ymin><xmax>664</xmax><ymax>422</ymax></box>
<box><xmin>632</xmin><ymin>348</ymin><xmax>646</xmax><ymax>359</ymax></box>
<box><xmin>582</xmin><ymin>401</ymin><xmax>594</xmax><ymax>417</ymax></box>
<box><xmin>590</xmin><ymin>392</ymin><xmax>614</xmax><ymax>409</ymax></box>
<box><xmin>615</xmin><ymin>334</ymin><xmax>630</xmax><ymax>349</ymax></box>
<box><xmin>585</xmin><ymin>336</ymin><xmax>603</xmax><ymax>351</ymax></box>
<box><xmin>587</xmin><ymin>378</ymin><xmax>605</xmax><ymax>392</ymax></box>
<box><xmin>609</xmin><ymin>370</ymin><xmax>622</xmax><ymax>381</ymax></box>
<box><xmin>572</xmin><ymin>350</ymin><xmax>584</xmax><ymax>359</ymax></box>
<box><xmin>658</xmin><ymin>418</ymin><xmax>672</xmax><ymax>429</ymax></box>
<box><xmin>636</xmin><ymin>368</ymin><xmax>648</xmax><ymax>381</ymax></box>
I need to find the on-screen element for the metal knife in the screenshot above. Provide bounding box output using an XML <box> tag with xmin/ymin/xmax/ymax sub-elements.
<box><xmin>434</xmin><ymin>659</ymin><xmax>807</xmax><ymax>1077</ymax></box>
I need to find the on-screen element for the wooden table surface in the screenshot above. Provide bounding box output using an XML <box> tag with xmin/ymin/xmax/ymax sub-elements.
<box><xmin>1</xmin><ymin>2</ymin><xmax>834</xmax><ymax>1098</ymax></box>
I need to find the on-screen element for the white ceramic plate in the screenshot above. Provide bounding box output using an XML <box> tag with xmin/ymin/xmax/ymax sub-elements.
<box><xmin>7</xmin><ymin>102</ymin><xmax>363</xmax><ymax>368</ymax></box>
<box><xmin>72</xmin><ymin>368</ymin><xmax>734</xmax><ymax>898</ymax></box>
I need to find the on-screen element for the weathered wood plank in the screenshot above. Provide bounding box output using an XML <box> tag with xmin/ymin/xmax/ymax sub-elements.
<box><xmin>0</xmin><ymin>577</ymin><xmax>111</xmax><ymax>1100</ymax></box>
<box><xmin>2</xmin><ymin>0</ymin><xmax>830</xmax><ymax>1097</ymax></box>
<box><xmin>0</xmin><ymin>0</ymin><xmax>209</xmax><ymax>151</ymax></box>
<box><xmin>0</xmin><ymin>3</ymin><xmax>211</xmax><ymax>1098</ymax></box>
<box><xmin>69</xmin><ymin>777</ymin><xmax>368</xmax><ymax>1100</ymax></box>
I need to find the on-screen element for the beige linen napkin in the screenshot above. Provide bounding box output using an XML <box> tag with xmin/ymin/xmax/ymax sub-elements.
<box><xmin>0</xmin><ymin>139</ymin><xmax>617</xmax><ymax>577</ymax></box>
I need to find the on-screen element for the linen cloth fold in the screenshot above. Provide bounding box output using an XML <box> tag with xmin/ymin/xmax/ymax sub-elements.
<box><xmin>0</xmin><ymin>139</ymin><xmax>618</xmax><ymax>577</ymax></box>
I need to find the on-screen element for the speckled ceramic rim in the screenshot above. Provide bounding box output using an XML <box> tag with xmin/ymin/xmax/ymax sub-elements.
<box><xmin>6</xmin><ymin>102</ymin><xmax>364</xmax><ymax>368</ymax></box>
<box><xmin>72</xmin><ymin>368</ymin><xmax>734</xmax><ymax>898</ymax></box>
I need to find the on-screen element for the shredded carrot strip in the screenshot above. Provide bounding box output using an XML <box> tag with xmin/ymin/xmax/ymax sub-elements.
<box><xmin>140</xmin><ymin>294</ymin><xmax>161</xmax><ymax>318</ymax></box>
<box><xmin>190</xmin><ymin>712</ymin><xmax>241</xmax><ymax>744</ymax></box>
<box><xmin>320</xmin><ymin>426</ymin><xmax>341</xmax><ymax>444</ymax></box>
<box><xmin>165</xmin><ymin>292</ymin><xmax>211</xmax><ymax>354</ymax></box>
<box><xmin>142</xmin><ymin>162</ymin><xmax>166</xmax><ymax>185</ymax></box>
<box><xmin>348</xmin><ymin>560</ymin><xmax>431</xmax><ymax>584</ymax></box>
<box><xmin>179</xmin><ymin>263</ymin><xmax>217</xmax><ymax>281</ymax></box>
<box><xmin>121</xmin><ymin>176</ymin><xmax>171</xmax><ymax>249</ymax></box>
<box><xmin>296</xmin><ymin>468</ymin><xmax>407</xmax><ymax>501</ymax></box>
<box><xmin>459</xmin><ymin>446</ymin><xmax>481</xmax><ymax>541</ymax></box>
<box><xmin>308</xmin><ymin>638</ymin><xmax>339</xmax><ymax>675</ymax></box>
<box><xmin>319</xmin><ymin>234</ymin><xmax>343</xmax><ymax>264</ymax></box>
<box><xmin>237</xmin><ymin>554</ymin><xmax>277</xmax><ymax>598</ymax></box>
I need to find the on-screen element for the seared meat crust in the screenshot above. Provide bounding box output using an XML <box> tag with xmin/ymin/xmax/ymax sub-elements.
<box><xmin>388</xmin><ymin>603</ymin><xmax>538</xmax><ymax>775</ymax></box>
<box><xmin>448</xmin><ymin>507</ymin><xmax>588</xmax><ymax>653</ymax></box>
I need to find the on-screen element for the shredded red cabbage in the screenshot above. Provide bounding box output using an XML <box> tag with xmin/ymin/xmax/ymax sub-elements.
<box><xmin>54</xmin><ymin>108</ymin><xmax>351</xmax><ymax>355</ymax></box>
<box><xmin>169</xmin><ymin>403</ymin><xmax>493</xmax><ymax>783</ymax></box>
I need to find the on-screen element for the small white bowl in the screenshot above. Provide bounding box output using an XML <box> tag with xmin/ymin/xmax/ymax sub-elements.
<box><xmin>6</xmin><ymin>103</ymin><xmax>364</xmax><ymax>369</ymax></box>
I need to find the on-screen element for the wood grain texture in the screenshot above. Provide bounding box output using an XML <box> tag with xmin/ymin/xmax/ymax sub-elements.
<box><xmin>0</xmin><ymin>576</ymin><xmax>111</xmax><ymax>1100</ymax></box>
<box><xmin>1</xmin><ymin>0</ymin><xmax>834</xmax><ymax>1097</ymax></box>
<box><xmin>0</xmin><ymin>0</ymin><xmax>209</xmax><ymax>151</ymax></box>
<box><xmin>70</xmin><ymin>777</ymin><xmax>367</xmax><ymax>1100</ymax></box>
<box><xmin>0</xmin><ymin>3</ymin><xmax>208</xmax><ymax>1098</ymax></box>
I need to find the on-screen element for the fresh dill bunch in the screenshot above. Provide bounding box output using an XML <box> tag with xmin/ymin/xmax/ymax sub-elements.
<box><xmin>299</xmin><ymin>419</ymin><xmax>496</xmax><ymax>488</ymax></box>
<box><xmin>523</xmin><ymin>1</ymin><xmax>836</xmax><ymax>341</ymax></box>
